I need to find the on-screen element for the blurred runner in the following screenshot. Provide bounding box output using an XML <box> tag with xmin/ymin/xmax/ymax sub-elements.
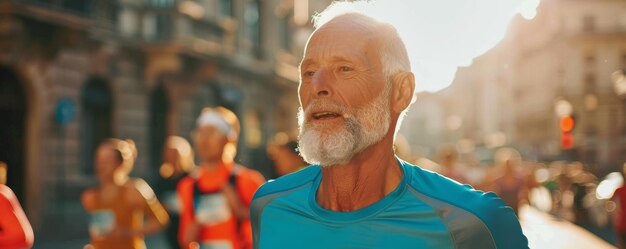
<box><xmin>489</xmin><ymin>148</ymin><xmax>527</xmax><ymax>215</ymax></box>
<box><xmin>177</xmin><ymin>107</ymin><xmax>265</xmax><ymax>249</ymax></box>
<box><xmin>437</xmin><ymin>145</ymin><xmax>468</xmax><ymax>183</ymax></box>
<box><xmin>463</xmin><ymin>156</ymin><xmax>487</xmax><ymax>190</ymax></box>
<box><xmin>267</xmin><ymin>139</ymin><xmax>305</xmax><ymax>176</ymax></box>
<box><xmin>0</xmin><ymin>162</ymin><xmax>34</xmax><ymax>249</ymax></box>
<box><xmin>158</xmin><ymin>136</ymin><xmax>195</xmax><ymax>249</ymax></box>
<box><xmin>81</xmin><ymin>139</ymin><xmax>169</xmax><ymax>249</ymax></box>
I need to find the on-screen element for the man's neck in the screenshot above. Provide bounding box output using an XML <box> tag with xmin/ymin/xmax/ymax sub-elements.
<box><xmin>316</xmin><ymin>136</ymin><xmax>403</xmax><ymax>212</ymax></box>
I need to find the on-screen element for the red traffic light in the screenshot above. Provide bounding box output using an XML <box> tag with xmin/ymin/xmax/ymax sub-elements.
<box><xmin>561</xmin><ymin>133</ymin><xmax>574</xmax><ymax>149</ymax></box>
<box><xmin>560</xmin><ymin>115</ymin><xmax>575</xmax><ymax>133</ymax></box>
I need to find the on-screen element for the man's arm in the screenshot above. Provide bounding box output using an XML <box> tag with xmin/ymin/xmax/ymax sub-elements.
<box><xmin>133</xmin><ymin>179</ymin><xmax>170</xmax><ymax>237</ymax></box>
<box><xmin>481</xmin><ymin>192</ymin><xmax>529</xmax><ymax>249</ymax></box>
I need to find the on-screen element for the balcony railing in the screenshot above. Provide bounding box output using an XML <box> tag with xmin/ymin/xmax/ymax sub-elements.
<box><xmin>12</xmin><ymin>0</ymin><xmax>238</xmax><ymax>57</ymax></box>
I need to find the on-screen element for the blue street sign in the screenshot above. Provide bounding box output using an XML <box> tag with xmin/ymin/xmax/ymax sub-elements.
<box><xmin>55</xmin><ymin>98</ymin><xmax>76</xmax><ymax>125</ymax></box>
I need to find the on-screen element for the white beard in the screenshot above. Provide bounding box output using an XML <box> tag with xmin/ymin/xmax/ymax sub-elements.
<box><xmin>297</xmin><ymin>86</ymin><xmax>391</xmax><ymax>167</ymax></box>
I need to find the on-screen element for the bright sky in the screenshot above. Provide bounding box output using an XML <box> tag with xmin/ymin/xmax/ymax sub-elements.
<box><xmin>363</xmin><ymin>0</ymin><xmax>541</xmax><ymax>92</ymax></box>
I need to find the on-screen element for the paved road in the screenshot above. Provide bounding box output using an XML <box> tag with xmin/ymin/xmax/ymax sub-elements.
<box><xmin>520</xmin><ymin>206</ymin><xmax>616</xmax><ymax>249</ymax></box>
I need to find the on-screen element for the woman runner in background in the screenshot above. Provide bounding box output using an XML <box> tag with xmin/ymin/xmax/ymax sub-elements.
<box><xmin>81</xmin><ymin>139</ymin><xmax>169</xmax><ymax>249</ymax></box>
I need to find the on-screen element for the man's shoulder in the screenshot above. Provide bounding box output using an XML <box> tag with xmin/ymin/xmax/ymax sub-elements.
<box><xmin>253</xmin><ymin>165</ymin><xmax>320</xmax><ymax>200</ymax></box>
<box><xmin>402</xmin><ymin>160</ymin><xmax>528</xmax><ymax>248</ymax></box>
<box><xmin>405</xmin><ymin>161</ymin><xmax>510</xmax><ymax>216</ymax></box>
<box><xmin>403</xmin><ymin>161</ymin><xmax>475</xmax><ymax>198</ymax></box>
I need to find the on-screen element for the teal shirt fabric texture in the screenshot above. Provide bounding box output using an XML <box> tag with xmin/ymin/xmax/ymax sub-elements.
<box><xmin>251</xmin><ymin>159</ymin><xmax>529</xmax><ymax>249</ymax></box>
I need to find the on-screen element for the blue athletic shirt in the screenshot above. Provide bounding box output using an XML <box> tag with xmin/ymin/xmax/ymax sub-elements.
<box><xmin>251</xmin><ymin>158</ymin><xmax>528</xmax><ymax>249</ymax></box>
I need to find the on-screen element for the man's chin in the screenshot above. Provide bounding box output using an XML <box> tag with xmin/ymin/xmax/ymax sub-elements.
<box><xmin>304</xmin><ymin>122</ymin><xmax>343</xmax><ymax>133</ymax></box>
<box><xmin>318</xmin><ymin>158</ymin><xmax>352</xmax><ymax>168</ymax></box>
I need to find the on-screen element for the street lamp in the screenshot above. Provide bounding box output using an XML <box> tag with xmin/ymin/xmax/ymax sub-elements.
<box><xmin>554</xmin><ymin>98</ymin><xmax>573</xmax><ymax>117</ymax></box>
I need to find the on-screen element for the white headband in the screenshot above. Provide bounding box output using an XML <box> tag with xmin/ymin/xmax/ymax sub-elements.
<box><xmin>196</xmin><ymin>111</ymin><xmax>232</xmax><ymax>136</ymax></box>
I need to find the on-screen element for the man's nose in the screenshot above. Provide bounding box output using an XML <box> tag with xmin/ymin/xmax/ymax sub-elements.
<box><xmin>311</xmin><ymin>69</ymin><xmax>332</xmax><ymax>97</ymax></box>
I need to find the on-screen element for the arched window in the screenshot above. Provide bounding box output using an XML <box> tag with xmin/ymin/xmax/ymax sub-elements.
<box><xmin>149</xmin><ymin>84</ymin><xmax>169</xmax><ymax>172</ymax></box>
<box><xmin>81</xmin><ymin>77</ymin><xmax>112</xmax><ymax>175</ymax></box>
<box><xmin>0</xmin><ymin>66</ymin><xmax>27</xmax><ymax>202</ymax></box>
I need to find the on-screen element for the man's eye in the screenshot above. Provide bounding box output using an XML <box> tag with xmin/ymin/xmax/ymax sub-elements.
<box><xmin>339</xmin><ymin>66</ymin><xmax>352</xmax><ymax>72</ymax></box>
<box><xmin>303</xmin><ymin>71</ymin><xmax>315</xmax><ymax>77</ymax></box>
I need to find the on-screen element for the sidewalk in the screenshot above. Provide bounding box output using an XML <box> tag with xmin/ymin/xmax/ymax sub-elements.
<box><xmin>520</xmin><ymin>206</ymin><xmax>616</xmax><ymax>249</ymax></box>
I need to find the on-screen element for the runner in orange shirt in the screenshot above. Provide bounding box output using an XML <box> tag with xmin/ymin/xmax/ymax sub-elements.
<box><xmin>177</xmin><ymin>107</ymin><xmax>265</xmax><ymax>249</ymax></box>
<box><xmin>0</xmin><ymin>162</ymin><xmax>34</xmax><ymax>249</ymax></box>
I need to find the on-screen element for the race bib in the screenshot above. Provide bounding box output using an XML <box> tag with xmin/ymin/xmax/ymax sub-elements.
<box><xmin>199</xmin><ymin>240</ymin><xmax>233</xmax><ymax>249</ymax></box>
<box><xmin>163</xmin><ymin>191</ymin><xmax>181</xmax><ymax>214</ymax></box>
<box><xmin>194</xmin><ymin>193</ymin><xmax>232</xmax><ymax>225</ymax></box>
<box><xmin>89</xmin><ymin>210</ymin><xmax>115</xmax><ymax>237</ymax></box>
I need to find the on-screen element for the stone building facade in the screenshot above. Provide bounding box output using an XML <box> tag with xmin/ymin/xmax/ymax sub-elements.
<box><xmin>400</xmin><ymin>0</ymin><xmax>626</xmax><ymax>174</ymax></box>
<box><xmin>0</xmin><ymin>0</ymin><xmax>326</xmax><ymax>243</ymax></box>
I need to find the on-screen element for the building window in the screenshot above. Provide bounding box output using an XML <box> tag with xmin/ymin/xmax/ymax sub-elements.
<box><xmin>0</xmin><ymin>66</ymin><xmax>27</xmax><ymax>201</ymax></box>
<box><xmin>245</xmin><ymin>0</ymin><xmax>263</xmax><ymax>58</ymax></box>
<box><xmin>62</xmin><ymin>0</ymin><xmax>94</xmax><ymax>16</ymax></box>
<box><xmin>155</xmin><ymin>13</ymin><xmax>173</xmax><ymax>40</ymax></box>
<box><xmin>119</xmin><ymin>7</ymin><xmax>139</xmax><ymax>37</ymax></box>
<box><xmin>149</xmin><ymin>84</ymin><xmax>169</xmax><ymax>172</ymax></box>
<box><xmin>219</xmin><ymin>0</ymin><xmax>232</xmax><ymax>17</ymax></box>
<box><xmin>81</xmin><ymin>77</ymin><xmax>113</xmax><ymax>175</ymax></box>
<box><xmin>583</xmin><ymin>15</ymin><xmax>595</xmax><ymax>32</ymax></box>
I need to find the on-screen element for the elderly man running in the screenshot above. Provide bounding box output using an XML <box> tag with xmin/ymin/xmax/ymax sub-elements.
<box><xmin>250</xmin><ymin>1</ymin><xmax>528</xmax><ymax>249</ymax></box>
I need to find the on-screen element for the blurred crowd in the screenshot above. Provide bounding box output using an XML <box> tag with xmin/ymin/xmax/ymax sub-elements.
<box><xmin>399</xmin><ymin>142</ymin><xmax>626</xmax><ymax>248</ymax></box>
<box><xmin>3</xmin><ymin>104</ymin><xmax>626</xmax><ymax>249</ymax></box>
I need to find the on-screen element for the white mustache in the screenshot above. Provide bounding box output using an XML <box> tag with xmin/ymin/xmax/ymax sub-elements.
<box><xmin>302</xmin><ymin>100</ymin><xmax>353</xmax><ymax>122</ymax></box>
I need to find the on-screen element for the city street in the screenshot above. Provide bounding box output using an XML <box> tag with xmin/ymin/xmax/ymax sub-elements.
<box><xmin>520</xmin><ymin>206</ymin><xmax>616</xmax><ymax>249</ymax></box>
<box><xmin>3</xmin><ymin>0</ymin><xmax>626</xmax><ymax>248</ymax></box>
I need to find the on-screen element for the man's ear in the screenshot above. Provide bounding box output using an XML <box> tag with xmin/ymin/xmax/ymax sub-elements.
<box><xmin>390</xmin><ymin>72</ymin><xmax>415</xmax><ymax>114</ymax></box>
